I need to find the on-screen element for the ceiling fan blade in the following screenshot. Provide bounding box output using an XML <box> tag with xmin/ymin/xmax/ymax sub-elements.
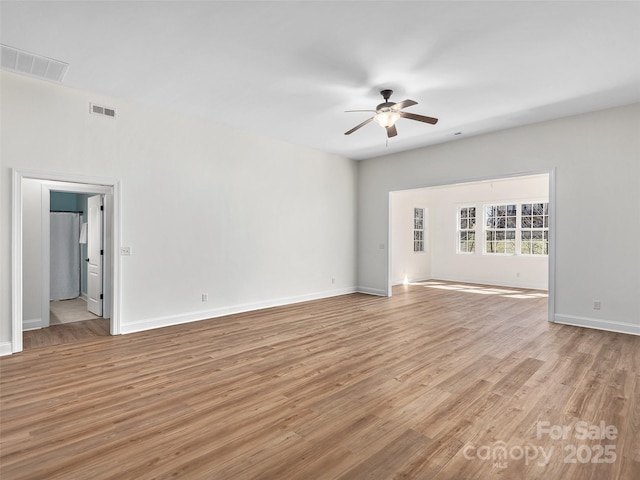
<box><xmin>392</xmin><ymin>99</ymin><xmax>418</xmax><ymax>111</ymax></box>
<box><xmin>345</xmin><ymin>109</ymin><xmax>376</xmax><ymax>113</ymax></box>
<box><xmin>399</xmin><ymin>111</ymin><xmax>439</xmax><ymax>125</ymax></box>
<box><xmin>344</xmin><ymin>117</ymin><xmax>374</xmax><ymax>135</ymax></box>
<box><xmin>386</xmin><ymin>124</ymin><xmax>398</xmax><ymax>138</ymax></box>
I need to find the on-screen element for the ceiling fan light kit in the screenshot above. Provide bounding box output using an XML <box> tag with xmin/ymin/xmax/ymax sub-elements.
<box><xmin>345</xmin><ymin>89</ymin><xmax>438</xmax><ymax>138</ymax></box>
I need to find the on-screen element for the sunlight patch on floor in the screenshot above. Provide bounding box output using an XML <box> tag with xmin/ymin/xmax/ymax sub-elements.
<box><xmin>409</xmin><ymin>281</ymin><xmax>548</xmax><ymax>299</ymax></box>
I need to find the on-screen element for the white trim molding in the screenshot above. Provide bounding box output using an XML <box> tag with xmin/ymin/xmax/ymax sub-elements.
<box><xmin>555</xmin><ymin>314</ymin><xmax>640</xmax><ymax>336</ymax></box>
<box><xmin>120</xmin><ymin>287</ymin><xmax>357</xmax><ymax>335</ymax></box>
<box><xmin>11</xmin><ymin>169</ymin><xmax>122</xmax><ymax>354</ymax></box>
<box><xmin>357</xmin><ymin>286</ymin><xmax>387</xmax><ymax>297</ymax></box>
<box><xmin>0</xmin><ymin>342</ymin><xmax>13</xmax><ymax>356</ymax></box>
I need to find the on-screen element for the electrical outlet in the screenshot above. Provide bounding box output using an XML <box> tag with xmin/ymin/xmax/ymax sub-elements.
<box><xmin>202</xmin><ymin>293</ymin><xmax>208</xmax><ymax>302</ymax></box>
<box><xmin>593</xmin><ymin>300</ymin><xmax>601</xmax><ymax>310</ymax></box>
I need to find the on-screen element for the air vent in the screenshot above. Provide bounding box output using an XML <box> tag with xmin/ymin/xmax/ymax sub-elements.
<box><xmin>90</xmin><ymin>103</ymin><xmax>116</xmax><ymax>118</ymax></box>
<box><xmin>0</xmin><ymin>44</ymin><xmax>68</xmax><ymax>83</ymax></box>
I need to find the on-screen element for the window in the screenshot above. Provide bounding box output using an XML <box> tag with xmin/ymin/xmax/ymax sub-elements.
<box><xmin>458</xmin><ymin>207</ymin><xmax>476</xmax><ymax>253</ymax></box>
<box><xmin>485</xmin><ymin>204</ymin><xmax>517</xmax><ymax>254</ymax></box>
<box><xmin>482</xmin><ymin>202</ymin><xmax>549</xmax><ymax>255</ymax></box>
<box><xmin>413</xmin><ymin>207</ymin><xmax>425</xmax><ymax>252</ymax></box>
<box><xmin>520</xmin><ymin>203</ymin><xmax>549</xmax><ymax>255</ymax></box>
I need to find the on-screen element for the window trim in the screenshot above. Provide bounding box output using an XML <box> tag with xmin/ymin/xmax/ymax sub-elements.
<box><xmin>457</xmin><ymin>205</ymin><xmax>477</xmax><ymax>254</ymax></box>
<box><xmin>482</xmin><ymin>200</ymin><xmax>549</xmax><ymax>256</ymax></box>
<box><xmin>413</xmin><ymin>207</ymin><xmax>426</xmax><ymax>253</ymax></box>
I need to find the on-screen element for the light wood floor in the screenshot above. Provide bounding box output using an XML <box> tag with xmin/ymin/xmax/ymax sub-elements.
<box><xmin>1</xmin><ymin>281</ymin><xmax>639</xmax><ymax>479</ymax></box>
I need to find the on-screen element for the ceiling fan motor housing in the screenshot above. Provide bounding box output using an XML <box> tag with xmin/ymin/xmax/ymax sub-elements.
<box><xmin>376</xmin><ymin>102</ymin><xmax>395</xmax><ymax>112</ymax></box>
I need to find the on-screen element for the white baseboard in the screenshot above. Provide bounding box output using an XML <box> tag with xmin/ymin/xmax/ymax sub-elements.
<box><xmin>120</xmin><ymin>287</ymin><xmax>358</xmax><ymax>335</ymax></box>
<box><xmin>23</xmin><ymin>318</ymin><xmax>42</xmax><ymax>331</ymax></box>
<box><xmin>356</xmin><ymin>286</ymin><xmax>388</xmax><ymax>296</ymax></box>
<box><xmin>554</xmin><ymin>314</ymin><xmax>640</xmax><ymax>336</ymax></box>
<box><xmin>0</xmin><ymin>342</ymin><xmax>13</xmax><ymax>356</ymax></box>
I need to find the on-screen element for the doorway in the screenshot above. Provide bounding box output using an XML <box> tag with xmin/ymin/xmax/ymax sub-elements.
<box><xmin>388</xmin><ymin>170</ymin><xmax>556</xmax><ymax>322</ymax></box>
<box><xmin>48</xmin><ymin>191</ymin><xmax>104</xmax><ymax>327</ymax></box>
<box><xmin>11</xmin><ymin>170</ymin><xmax>121</xmax><ymax>353</ymax></box>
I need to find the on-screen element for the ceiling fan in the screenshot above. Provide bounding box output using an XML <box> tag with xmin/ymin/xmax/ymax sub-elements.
<box><xmin>344</xmin><ymin>89</ymin><xmax>438</xmax><ymax>138</ymax></box>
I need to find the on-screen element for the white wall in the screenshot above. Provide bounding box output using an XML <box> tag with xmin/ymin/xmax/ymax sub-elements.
<box><xmin>358</xmin><ymin>103</ymin><xmax>640</xmax><ymax>335</ymax></box>
<box><xmin>1</xmin><ymin>71</ymin><xmax>358</xmax><ymax>348</ymax></box>
<box><xmin>390</xmin><ymin>189</ymin><xmax>431</xmax><ymax>285</ymax></box>
<box><xmin>21</xmin><ymin>178</ymin><xmax>43</xmax><ymax>329</ymax></box>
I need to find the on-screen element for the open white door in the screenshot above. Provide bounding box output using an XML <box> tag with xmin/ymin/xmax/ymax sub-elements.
<box><xmin>87</xmin><ymin>195</ymin><xmax>103</xmax><ymax>316</ymax></box>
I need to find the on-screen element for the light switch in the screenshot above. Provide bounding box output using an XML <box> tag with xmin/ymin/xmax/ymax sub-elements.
<box><xmin>121</xmin><ymin>246</ymin><xmax>131</xmax><ymax>256</ymax></box>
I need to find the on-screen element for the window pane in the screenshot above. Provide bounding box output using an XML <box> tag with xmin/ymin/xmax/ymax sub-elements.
<box><xmin>469</xmin><ymin>207</ymin><xmax>476</xmax><ymax>217</ymax></box>
<box><xmin>507</xmin><ymin>204</ymin><xmax>517</xmax><ymax>216</ymax></box>
<box><xmin>533</xmin><ymin>216</ymin><xmax>544</xmax><ymax>228</ymax></box>
<box><xmin>460</xmin><ymin>219</ymin><xmax>468</xmax><ymax>229</ymax></box>
<box><xmin>522</xmin><ymin>216</ymin><xmax>532</xmax><ymax>228</ymax></box>
<box><xmin>461</xmin><ymin>207</ymin><xmax>468</xmax><ymax>217</ymax></box>
<box><xmin>460</xmin><ymin>232</ymin><xmax>468</xmax><ymax>241</ymax></box>
<box><xmin>507</xmin><ymin>217</ymin><xmax>516</xmax><ymax>228</ymax></box>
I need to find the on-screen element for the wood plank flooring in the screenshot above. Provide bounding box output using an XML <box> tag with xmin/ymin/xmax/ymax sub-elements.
<box><xmin>22</xmin><ymin>318</ymin><xmax>110</xmax><ymax>350</ymax></box>
<box><xmin>1</xmin><ymin>280</ymin><xmax>639</xmax><ymax>479</ymax></box>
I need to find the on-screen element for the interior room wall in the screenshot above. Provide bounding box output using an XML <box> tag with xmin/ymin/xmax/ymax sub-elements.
<box><xmin>21</xmin><ymin>178</ymin><xmax>42</xmax><ymax>329</ymax></box>
<box><xmin>390</xmin><ymin>189</ymin><xmax>432</xmax><ymax>285</ymax></box>
<box><xmin>358</xmin><ymin>103</ymin><xmax>640</xmax><ymax>335</ymax></box>
<box><xmin>1</xmin><ymin>71</ymin><xmax>358</xmax><ymax>348</ymax></box>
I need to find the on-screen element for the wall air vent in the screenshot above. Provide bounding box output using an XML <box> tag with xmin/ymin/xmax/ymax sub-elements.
<box><xmin>0</xmin><ymin>44</ymin><xmax>68</xmax><ymax>83</ymax></box>
<box><xmin>90</xmin><ymin>103</ymin><xmax>116</xmax><ymax>119</ymax></box>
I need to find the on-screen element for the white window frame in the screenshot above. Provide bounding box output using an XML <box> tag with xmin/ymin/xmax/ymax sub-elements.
<box><xmin>413</xmin><ymin>207</ymin><xmax>425</xmax><ymax>253</ymax></box>
<box><xmin>484</xmin><ymin>203</ymin><xmax>518</xmax><ymax>255</ymax></box>
<box><xmin>482</xmin><ymin>201</ymin><xmax>549</xmax><ymax>256</ymax></box>
<box><xmin>520</xmin><ymin>202</ymin><xmax>549</xmax><ymax>256</ymax></box>
<box><xmin>457</xmin><ymin>206</ymin><xmax>477</xmax><ymax>254</ymax></box>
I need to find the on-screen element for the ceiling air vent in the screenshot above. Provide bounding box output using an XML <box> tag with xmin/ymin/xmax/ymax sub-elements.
<box><xmin>90</xmin><ymin>103</ymin><xmax>116</xmax><ymax>119</ymax></box>
<box><xmin>0</xmin><ymin>44</ymin><xmax>68</xmax><ymax>83</ymax></box>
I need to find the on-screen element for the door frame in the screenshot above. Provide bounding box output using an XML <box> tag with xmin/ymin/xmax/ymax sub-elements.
<box><xmin>12</xmin><ymin>169</ymin><xmax>121</xmax><ymax>353</ymax></box>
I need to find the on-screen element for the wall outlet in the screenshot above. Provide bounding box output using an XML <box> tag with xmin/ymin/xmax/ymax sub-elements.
<box><xmin>202</xmin><ymin>293</ymin><xmax>208</xmax><ymax>302</ymax></box>
<box><xmin>593</xmin><ymin>300</ymin><xmax>601</xmax><ymax>310</ymax></box>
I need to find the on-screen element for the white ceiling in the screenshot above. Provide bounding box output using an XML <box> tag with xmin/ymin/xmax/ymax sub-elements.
<box><xmin>2</xmin><ymin>1</ymin><xmax>639</xmax><ymax>160</ymax></box>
